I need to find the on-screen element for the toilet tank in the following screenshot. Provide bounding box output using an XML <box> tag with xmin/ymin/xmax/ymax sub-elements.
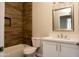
<box><xmin>32</xmin><ymin>37</ymin><xmax>41</xmax><ymax>47</ymax></box>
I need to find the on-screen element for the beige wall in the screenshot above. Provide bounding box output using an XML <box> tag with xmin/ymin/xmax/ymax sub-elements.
<box><xmin>32</xmin><ymin>2</ymin><xmax>52</xmax><ymax>37</ymax></box>
<box><xmin>0</xmin><ymin>2</ymin><xmax>4</xmax><ymax>47</ymax></box>
<box><xmin>32</xmin><ymin>2</ymin><xmax>79</xmax><ymax>39</ymax></box>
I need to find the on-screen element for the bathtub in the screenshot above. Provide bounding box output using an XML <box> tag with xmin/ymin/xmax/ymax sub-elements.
<box><xmin>4</xmin><ymin>44</ymin><xmax>29</xmax><ymax>57</ymax></box>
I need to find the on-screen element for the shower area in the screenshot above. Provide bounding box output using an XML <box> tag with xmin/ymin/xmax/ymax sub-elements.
<box><xmin>4</xmin><ymin>2</ymin><xmax>32</xmax><ymax>56</ymax></box>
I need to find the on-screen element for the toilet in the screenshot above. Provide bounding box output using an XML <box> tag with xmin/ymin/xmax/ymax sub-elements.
<box><xmin>23</xmin><ymin>37</ymin><xmax>41</xmax><ymax>57</ymax></box>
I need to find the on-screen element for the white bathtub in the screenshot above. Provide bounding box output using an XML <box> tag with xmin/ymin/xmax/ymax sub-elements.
<box><xmin>4</xmin><ymin>44</ymin><xmax>29</xmax><ymax>57</ymax></box>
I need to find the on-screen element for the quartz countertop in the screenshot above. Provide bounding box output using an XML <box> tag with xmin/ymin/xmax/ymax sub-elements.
<box><xmin>41</xmin><ymin>37</ymin><xmax>79</xmax><ymax>45</ymax></box>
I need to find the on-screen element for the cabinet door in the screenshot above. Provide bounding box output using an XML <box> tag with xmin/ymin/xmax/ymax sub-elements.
<box><xmin>60</xmin><ymin>43</ymin><xmax>79</xmax><ymax>57</ymax></box>
<box><xmin>43</xmin><ymin>41</ymin><xmax>58</xmax><ymax>57</ymax></box>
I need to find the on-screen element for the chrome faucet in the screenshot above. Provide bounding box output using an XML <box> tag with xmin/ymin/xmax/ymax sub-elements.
<box><xmin>60</xmin><ymin>33</ymin><xmax>63</xmax><ymax>38</ymax></box>
<box><xmin>57</xmin><ymin>33</ymin><xmax>68</xmax><ymax>39</ymax></box>
<box><xmin>57</xmin><ymin>34</ymin><xmax>60</xmax><ymax>38</ymax></box>
<box><xmin>57</xmin><ymin>33</ymin><xmax>63</xmax><ymax>38</ymax></box>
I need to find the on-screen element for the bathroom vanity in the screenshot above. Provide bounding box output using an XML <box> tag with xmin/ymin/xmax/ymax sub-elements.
<box><xmin>42</xmin><ymin>37</ymin><xmax>79</xmax><ymax>57</ymax></box>
<box><xmin>41</xmin><ymin>4</ymin><xmax>79</xmax><ymax>57</ymax></box>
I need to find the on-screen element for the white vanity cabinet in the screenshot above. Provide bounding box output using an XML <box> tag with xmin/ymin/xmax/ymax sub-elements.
<box><xmin>43</xmin><ymin>40</ymin><xmax>79</xmax><ymax>57</ymax></box>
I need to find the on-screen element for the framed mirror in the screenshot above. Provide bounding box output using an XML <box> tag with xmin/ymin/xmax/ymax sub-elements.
<box><xmin>53</xmin><ymin>6</ymin><xmax>74</xmax><ymax>31</ymax></box>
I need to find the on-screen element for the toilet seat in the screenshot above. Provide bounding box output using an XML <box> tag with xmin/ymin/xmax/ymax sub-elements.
<box><xmin>24</xmin><ymin>47</ymin><xmax>37</xmax><ymax>55</ymax></box>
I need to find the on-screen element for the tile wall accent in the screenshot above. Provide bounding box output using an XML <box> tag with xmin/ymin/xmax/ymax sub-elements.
<box><xmin>5</xmin><ymin>2</ymin><xmax>32</xmax><ymax>47</ymax></box>
<box><xmin>23</xmin><ymin>3</ymin><xmax>32</xmax><ymax>46</ymax></box>
<box><xmin>5</xmin><ymin>2</ymin><xmax>23</xmax><ymax>47</ymax></box>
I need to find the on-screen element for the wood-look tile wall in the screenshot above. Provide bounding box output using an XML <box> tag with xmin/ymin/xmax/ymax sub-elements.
<box><xmin>5</xmin><ymin>2</ymin><xmax>24</xmax><ymax>47</ymax></box>
<box><xmin>5</xmin><ymin>2</ymin><xmax>32</xmax><ymax>47</ymax></box>
<box><xmin>23</xmin><ymin>3</ymin><xmax>32</xmax><ymax>46</ymax></box>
